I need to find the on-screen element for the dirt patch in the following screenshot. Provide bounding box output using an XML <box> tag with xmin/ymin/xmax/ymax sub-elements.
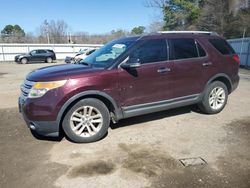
<box><xmin>0</xmin><ymin>72</ymin><xmax>7</xmax><ymax>77</ymax></box>
<box><xmin>147</xmin><ymin>166</ymin><xmax>228</xmax><ymax>188</ymax></box>
<box><xmin>0</xmin><ymin>108</ymin><xmax>68</xmax><ymax>188</ymax></box>
<box><xmin>70</xmin><ymin>152</ymin><xmax>82</xmax><ymax>158</ymax></box>
<box><xmin>214</xmin><ymin>117</ymin><xmax>250</xmax><ymax>188</ymax></box>
<box><xmin>225</xmin><ymin>117</ymin><xmax>250</xmax><ymax>139</ymax></box>
<box><xmin>68</xmin><ymin>160</ymin><xmax>116</xmax><ymax>178</ymax></box>
<box><xmin>119</xmin><ymin>143</ymin><xmax>177</xmax><ymax>177</ymax></box>
<box><xmin>145</xmin><ymin>118</ymin><xmax>250</xmax><ymax>188</ymax></box>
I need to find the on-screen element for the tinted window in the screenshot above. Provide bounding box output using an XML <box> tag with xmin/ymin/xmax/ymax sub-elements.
<box><xmin>38</xmin><ymin>50</ymin><xmax>47</xmax><ymax>54</ymax></box>
<box><xmin>209</xmin><ymin>39</ymin><xmax>235</xmax><ymax>55</ymax></box>
<box><xmin>170</xmin><ymin>39</ymin><xmax>198</xmax><ymax>60</ymax></box>
<box><xmin>197</xmin><ymin>42</ymin><xmax>206</xmax><ymax>57</ymax></box>
<box><xmin>129</xmin><ymin>39</ymin><xmax>168</xmax><ymax>64</ymax></box>
<box><xmin>30</xmin><ymin>50</ymin><xmax>37</xmax><ymax>55</ymax></box>
<box><xmin>47</xmin><ymin>50</ymin><xmax>54</xmax><ymax>53</ymax></box>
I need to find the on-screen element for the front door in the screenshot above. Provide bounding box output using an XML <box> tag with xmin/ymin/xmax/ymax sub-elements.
<box><xmin>118</xmin><ymin>38</ymin><xmax>173</xmax><ymax>107</ymax></box>
<box><xmin>30</xmin><ymin>50</ymin><xmax>40</xmax><ymax>61</ymax></box>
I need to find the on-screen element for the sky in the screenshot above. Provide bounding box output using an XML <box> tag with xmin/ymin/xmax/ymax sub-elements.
<box><xmin>0</xmin><ymin>0</ymin><xmax>160</xmax><ymax>35</ymax></box>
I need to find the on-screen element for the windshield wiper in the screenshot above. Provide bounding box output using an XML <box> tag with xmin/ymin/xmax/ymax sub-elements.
<box><xmin>78</xmin><ymin>61</ymin><xmax>91</xmax><ymax>67</ymax></box>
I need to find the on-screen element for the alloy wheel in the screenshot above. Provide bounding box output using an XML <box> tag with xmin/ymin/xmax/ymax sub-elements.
<box><xmin>209</xmin><ymin>87</ymin><xmax>226</xmax><ymax>110</ymax></box>
<box><xmin>70</xmin><ymin>106</ymin><xmax>103</xmax><ymax>137</ymax></box>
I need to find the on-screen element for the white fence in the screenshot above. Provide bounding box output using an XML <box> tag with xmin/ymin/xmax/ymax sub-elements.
<box><xmin>0</xmin><ymin>43</ymin><xmax>103</xmax><ymax>61</ymax></box>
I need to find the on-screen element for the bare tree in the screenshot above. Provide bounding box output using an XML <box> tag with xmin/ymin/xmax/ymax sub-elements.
<box><xmin>145</xmin><ymin>0</ymin><xmax>166</xmax><ymax>8</ymax></box>
<box><xmin>148</xmin><ymin>21</ymin><xmax>164</xmax><ymax>32</ymax></box>
<box><xmin>39</xmin><ymin>19</ymin><xmax>68</xmax><ymax>43</ymax></box>
<box><xmin>198</xmin><ymin>0</ymin><xmax>230</xmax><ymax>36</ymax></box>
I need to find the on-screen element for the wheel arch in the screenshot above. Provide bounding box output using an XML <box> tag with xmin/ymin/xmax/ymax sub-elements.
<box><xmin>56</xmin><ymin>90</ymin><xmax>123</xmax><ymax>130</ymax></box>
<box><xmin>205</xmin><ymin>73</ymin><xmax>232</xmax><ymax>94</ymax></box>
<box><xmin>20</xmin><ymin>57</ymin><xmax>29</xmax><ymax>62</ymax></box>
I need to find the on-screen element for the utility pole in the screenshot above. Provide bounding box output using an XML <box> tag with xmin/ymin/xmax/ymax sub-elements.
<box><xmin>44</xmin><ymin>20</ymin><xmax>50</xmax><ymax>44</ymax></box>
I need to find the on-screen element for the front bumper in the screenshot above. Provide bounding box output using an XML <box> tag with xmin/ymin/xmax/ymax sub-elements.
<box><xmin>15</xmin><ymin>57</ymin><xmax>20</xmax><ymax>62</ymax></box>
<box><xmin>18</xmin><ymin>97</ymin><xmax>60</xmax><ymax>137</ymax></box>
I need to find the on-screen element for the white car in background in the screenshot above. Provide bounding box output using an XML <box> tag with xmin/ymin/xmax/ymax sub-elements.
<box><xmin>65</xmin><ymin>48</ymin><xmax>97</xmax><ymax>64</ymax></box>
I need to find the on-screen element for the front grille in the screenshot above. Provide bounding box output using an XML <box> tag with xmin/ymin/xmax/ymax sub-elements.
<box><xmin>20</xmin><ymin>79</ymin><xmax>35</xmax><ymax>98</ymax></box>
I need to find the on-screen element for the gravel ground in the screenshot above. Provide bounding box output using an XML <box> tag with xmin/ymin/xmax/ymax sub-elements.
<box><xmin>0</xmin><ymin>62</ymin><xmax>249</xmax><ymax>188</ymax></box>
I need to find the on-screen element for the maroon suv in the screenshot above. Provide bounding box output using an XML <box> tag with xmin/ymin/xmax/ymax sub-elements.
<box><xmin>19</xmin><ymin>31</ymin><xmax>239</xmax><ymax>143</ymax></box>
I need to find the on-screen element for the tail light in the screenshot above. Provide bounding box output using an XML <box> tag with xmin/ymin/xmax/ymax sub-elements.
<box><xmin>232</xmin><ymin>54</ymin><xmax>240</xmax><ymax>64</ymax></box>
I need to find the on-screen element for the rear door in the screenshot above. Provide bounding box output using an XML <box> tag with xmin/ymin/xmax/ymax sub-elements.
<box><xmin>118</xmin><ymin>38</ymin><xmax>173</xmax><ymax>107</ymax></box>
<box><xmin>169</xmin><ymin>38</ymin><xmax>207</xmax><ymax>98</ymax></box>
<box><xmin>37</xmin><ymin>50</ymin><xmax>48</xmax><ymax>61</ymax></box>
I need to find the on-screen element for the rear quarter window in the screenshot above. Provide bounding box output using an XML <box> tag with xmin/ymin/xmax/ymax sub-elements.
<box><xmin>197</xmin><ymin>42</ymin><xmax>206</xmax><ymax>57</ymax></box>
<box><xmin>209</xmin><ymin>39</ymin><xmax>235</xmax><ymax>55</ymax></box>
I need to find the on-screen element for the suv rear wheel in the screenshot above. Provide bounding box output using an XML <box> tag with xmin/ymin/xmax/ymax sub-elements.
<box><xmin>199</xmin><ymin>81</ymin><xmax>228</xmax><ymax>114</ymax></box>
<box><xmin>62</xmin><ymin>98</ymin><xmax>110</xmax><ymax>143</ymax></box>
<box><xmin>46</xmin><ymin>57</ymin><xmax>53</xmax><ymax>63</ymax></box>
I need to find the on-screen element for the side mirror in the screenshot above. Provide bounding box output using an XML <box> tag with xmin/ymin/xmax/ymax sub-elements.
<box><xmin>121</xmin><ymin>58</ymin><xmax>141</xmax><ymax>69</ymax></box>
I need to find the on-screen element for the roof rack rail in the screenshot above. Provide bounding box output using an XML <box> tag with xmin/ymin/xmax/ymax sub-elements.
<box><xmin>157</xmin><ymin>31</ymin><xmax>218</xmax><ymax>35</ymax></box>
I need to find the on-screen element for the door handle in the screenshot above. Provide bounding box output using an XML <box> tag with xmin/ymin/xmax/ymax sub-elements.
<box><xmin>202</xmin><ymin>62</ymin><xmax>213</xmax><ymax>66</ymax></box>
<box><xmin>157</xmin><ymin>67</ymin><xmax>171</xmax><ymax>73</ymax></box>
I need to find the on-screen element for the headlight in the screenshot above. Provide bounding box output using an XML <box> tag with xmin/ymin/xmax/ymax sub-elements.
<box><xmin>28</xmin><ymin>80</ymin><xmax>67</xmax><ymax>98</ymax></box>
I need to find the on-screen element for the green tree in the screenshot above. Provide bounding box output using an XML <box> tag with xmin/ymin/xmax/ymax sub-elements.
<box><xmin>1</xmin><ymin>24</ymin><xmax>25</xmax><ymax>36</ymax></box>
<box><xmin>147</xmin><ymin>0</ymin><xmax>204</xmax><ymax>30</ymax></box>
<box><xmin>131</xmin><ymin>26</ymin><xmax>146</xmax><ymax>34</ymax></box>
<box><xmin>163</xmin><ymin>0</ymin><xmax>202</xmax><ymax>30</ymax></box>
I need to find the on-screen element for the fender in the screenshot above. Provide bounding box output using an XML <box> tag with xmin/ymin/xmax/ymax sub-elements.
<box><xmin>56</xmin><ymin>90</ymin><xmax>123</xmax><ymax>125</ymax></box>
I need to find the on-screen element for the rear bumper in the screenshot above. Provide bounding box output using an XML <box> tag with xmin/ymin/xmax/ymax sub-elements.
<box><xmin>19</xmin><ymin>97</ymin><xmax>60</xmax><ymax>137</ymax></box>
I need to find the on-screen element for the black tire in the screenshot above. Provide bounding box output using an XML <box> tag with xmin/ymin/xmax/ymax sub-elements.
<box><xmin>198</xmin><ymin>81</ymin><xmax>228</xmax><ymax>114</ymax></box>
<box><xmin>21</xmin><ymin>58</ymin><xmax>28</xmax><ymax>64</ymax></box>
<box><xmin>46</xmin><ymin>57</ymin><xmax>53</xmax><ymax>63</ymax></box>
<box><xmin>62</xmin><ymin>98</ymin><xmax>110</xmax><ymax>143</ymax></box>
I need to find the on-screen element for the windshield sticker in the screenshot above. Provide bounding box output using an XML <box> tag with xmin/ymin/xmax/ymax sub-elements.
<box><xmin>112</xmin><ymin>44</ymin><xmax>126</xmax><ymax>49</ymax></box>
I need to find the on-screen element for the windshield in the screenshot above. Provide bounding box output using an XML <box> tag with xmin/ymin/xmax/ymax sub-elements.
<box><xmin>79</xmin><ymin>37</ymin><xmax>138</xmax><ymax>68</ymax></box>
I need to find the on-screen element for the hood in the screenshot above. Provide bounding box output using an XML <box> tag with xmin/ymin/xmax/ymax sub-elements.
<box><xmin>15</xmin><ymin>53</ymin><xmax>29</xmax><ymax>57</ymax></box>
<box><xmin>26</xmin><ymin>64</ymin><xmax>103</xmax><ymax>81</ymax></box>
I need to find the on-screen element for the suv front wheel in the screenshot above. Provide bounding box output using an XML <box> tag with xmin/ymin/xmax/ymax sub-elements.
<box><xmin>62</xmin><ymin>98</ymin><xmax>110</xmax><ymax>143</ymax></box>
<box><xmin>199</xmin><ymin>81</ymin><xmax>228</xmax><ymax>114</ymax></box>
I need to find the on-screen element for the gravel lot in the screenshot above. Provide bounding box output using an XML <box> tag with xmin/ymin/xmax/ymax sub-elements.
<box><xmin>0</xmin><ymin>62</ymin><xmax>249</xmax><ymax>188</ymax></box>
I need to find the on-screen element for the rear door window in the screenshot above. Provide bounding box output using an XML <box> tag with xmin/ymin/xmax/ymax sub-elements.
<box><xmin>209</xmin><ymin>39</ymin><xmax>235</xmax><ymax>55</ymax></box>
<box><xmin>129</xmin><ymin>39</ymin><xmax>168</xmax><ymax>64</ymax></box>
<box><xmin>170</xmin><ymin>39</ymin><xmax>198</xmax><ymax>60</ymax></box>
<box><xmin>38</xmin><ymin>50</ymin><xmax>47</xmax><ymax>54</ymax></box>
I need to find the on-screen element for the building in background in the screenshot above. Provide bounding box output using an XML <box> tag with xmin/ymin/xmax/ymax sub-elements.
<box><xmin>229</xmin><ymin>0</ymin><xmax>250</xmax><ymax>13</ymax></box>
